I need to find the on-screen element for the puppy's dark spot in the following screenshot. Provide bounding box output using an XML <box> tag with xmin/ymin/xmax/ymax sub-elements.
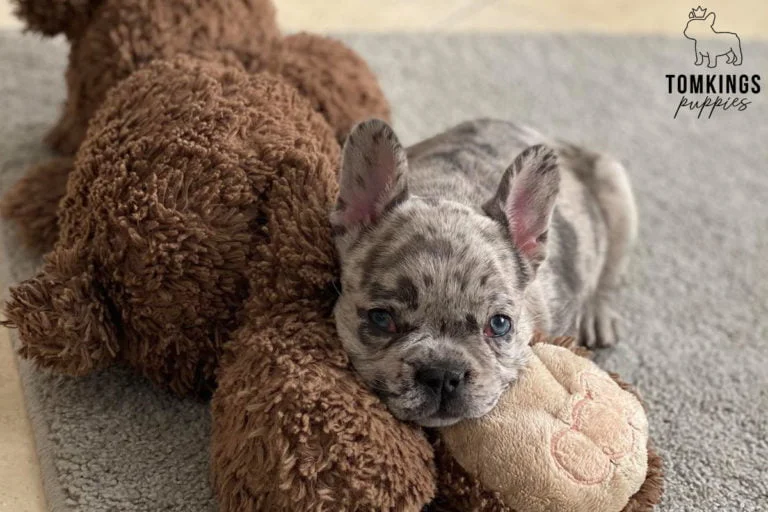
<box><xmin>396</xmin><ymin>276</ymin><xmax>420</xmax><ymax>310</ymax></box>
<box><xmin>474</xmin><ymin>142</ymin><xmax>498</xmax><ymax>157</ymax></box>
<box><xmin>453</xmin><ymin>271</ymin><xmax>466</xmax><ymax>292</ymax></box>
<box><xmin>357</xmin><ymin>323</ymin><xmax>375</xmax><ymax>346</ymax></box>
<box><xmin>367</xmin><ymin>277</ymin><xmax>419</xmax><ymax>311</ymax></box>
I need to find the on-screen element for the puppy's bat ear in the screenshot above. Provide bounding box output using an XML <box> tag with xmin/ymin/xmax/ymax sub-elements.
<box><xmin>331</xmin><ymin>119</ymin><xmax>409</xmax><ymax>240</ymax></box>
<box><xmin>483</xmin><ymin>144</ymin><xmax>560</xmax><ymax>270</ymax></box>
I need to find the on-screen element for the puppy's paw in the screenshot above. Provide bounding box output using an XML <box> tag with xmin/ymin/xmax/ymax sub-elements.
<box><xmin>594</xmin><ymin>303</ymin><xmax>621</xmax><ymax>348</ymax></box>
<box><xmin>579</xmin><ymin>299</ymin><xmax>620</xmax><ymax>348</ymax></box>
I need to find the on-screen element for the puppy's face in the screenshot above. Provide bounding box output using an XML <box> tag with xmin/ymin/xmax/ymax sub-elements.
<box><xmin>331</xmin><ymin>120</ymin><xmax>559</xmax><ymax>427</ymax></box>
<box><xmin>334</xmin><ymin>200</ymin><xmax>535</xmax><ymax>426</ymax></box>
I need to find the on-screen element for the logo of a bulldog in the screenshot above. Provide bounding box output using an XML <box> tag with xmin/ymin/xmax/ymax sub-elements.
<box><xmin>683</xmin><ymin>6</ymin><xmax>742</xmax><ymax>68</ymax></box>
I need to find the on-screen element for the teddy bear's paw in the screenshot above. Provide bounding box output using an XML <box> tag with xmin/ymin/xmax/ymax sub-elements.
<box><xmin>4</xmin><ymin>247</ymin><xmax>119</xmax><ymax>375</ymax></box>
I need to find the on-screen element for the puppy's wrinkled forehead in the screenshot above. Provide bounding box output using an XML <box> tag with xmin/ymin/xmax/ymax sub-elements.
<box><xmin>332</xmin><ymin>118</ymin><xmax>559</xmax><ymax>311</ymax></box>
<box><xmin>341</xmin><ymin>200</ymin><xmax>528</xmax><ymax>315</ymax></box>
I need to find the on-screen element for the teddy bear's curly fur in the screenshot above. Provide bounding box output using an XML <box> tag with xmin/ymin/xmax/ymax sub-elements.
<box><xmin>38</xmin><ymin>0</ymin><xmax>281</xmax><ymax>156</ymax></box>
<box><xmin>4</xmin><ymin>52</ymin><xmax>438</xmax><ymax>507</ymax></box>
<box><xmin>2</xmin><ymin>0</ymin><xmax>663</xmax><ymax>510</ymax></box>
<box><xmin>6</xmin><ymin>54</ymin><xmax>332</xmax><ymax>394</ymax></box>
<box><xmin>1</xmin><ymin>0</ymin><xmax>389</xmax><ymax>251</ymax></box>
<box><xmin>2</xmin><ymin>0</ymin><xmax>390</xmax><ymax>395</ymax></box>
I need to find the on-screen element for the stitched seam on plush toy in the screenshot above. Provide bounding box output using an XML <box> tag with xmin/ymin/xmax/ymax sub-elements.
<box><xmin>550</xmin><ymin>370</ymin><xmax>640</xmax><ymax>485</ymax></box>
<box><xmin>551</xmin><ymin>427</ymin><xmax>613</xmax><ymax>485</ymax></box>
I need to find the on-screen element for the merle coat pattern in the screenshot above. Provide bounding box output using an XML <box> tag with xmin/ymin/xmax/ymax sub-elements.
<box><xmin>331</xmin><ymin>119</ymin><xmax>637</xmax><ymax>427</ymax></box>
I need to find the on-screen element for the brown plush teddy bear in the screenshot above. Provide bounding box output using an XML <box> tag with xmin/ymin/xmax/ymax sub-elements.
<box><xmin>2</xmin><ymin>0</ymin><xmax>664</xmax><ymax>510</ymax></box>
<box><xmin>5</xmin><ymin>46</ymin><xmax>438</xmax><ymax>512</ymax></box>
<box><xmin>1</xmin><ymin>0</ymin><xmax>389</xmax><ymax>251</ymax></box>
<box><xmin>1</xmin><ymin>0</ymin><xmax>390</xmax><ymax>395</ymax></box>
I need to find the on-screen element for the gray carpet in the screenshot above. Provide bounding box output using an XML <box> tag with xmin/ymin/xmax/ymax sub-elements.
<box><xmin>1</xmin><ymin>30</ymin><xmax>766</xmax><ymax>512</ymax></box>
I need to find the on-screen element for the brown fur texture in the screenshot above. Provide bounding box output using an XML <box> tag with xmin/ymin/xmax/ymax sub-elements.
<box><xmin>211</xmin><ymin>302</ymin><xmax>436</xmax><ymax>511</ymax></box>
<box><xmin>4</xmin><ymin>55</ymin><xmax>342</xmax><ymax>395</ymax></box>
<box><xmin>12</xmin><ymin>0</ymin><xmax>104</xmax><ymax>39</ymax></box>
<box><xmin>0</xmin><ymin>156</ymin><xmax>72</xmax><ymax>249</ymax></box>
<box><xmin>263</xmin><ymin>33</ymin><xmax>392</xmax><ymax>144</ymax></box>
<box><xmin>22</xmin><ymin>0</ymin><xmax>280</xmax><ymax>155</ymax></box>
<box><xmin>206</xmin><ymin>112</ymin><xmax>436</xmax><ymax>507</ymax></box>
<box><xmin>3</xmin><ymin>0</ymin><xmax>389</xmax><ymax>253</ymax></box>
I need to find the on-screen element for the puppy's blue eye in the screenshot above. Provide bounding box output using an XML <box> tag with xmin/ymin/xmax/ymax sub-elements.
<box><xmin>368</xmin><ymin>309</ymin><xmax>396</xmax><ymax>333</ymax></box>
<box><xmin>484</xmin><ymin>314</ymin><xmax>512</xmax><ymax>337</ymax></box>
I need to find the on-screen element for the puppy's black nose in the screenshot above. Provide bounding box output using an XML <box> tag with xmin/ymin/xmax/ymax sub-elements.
<box><xmin>416</xmin><ymin>366</ymin><xmax>467</xmax><ymax>396</ymax></box>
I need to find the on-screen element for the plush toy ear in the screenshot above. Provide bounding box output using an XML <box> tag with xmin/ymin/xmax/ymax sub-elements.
<box><xmin>13</xmin><ymin>0</ymin><xmax>104</xmax><ymax>38</ymax></box>
<box><xmin>3</xmin><ymin>246</ymin><xmax>120</xmax><ymax>377</ymax></box>
<box><xmin>483</xmin><ymin>144</ymin><xmax>560</xmax><ymax>269</ymax></box>
<box><xmin>331</xmin><ymin>119</ymin><xmax>409</xmax><ymax>238</ymax></box>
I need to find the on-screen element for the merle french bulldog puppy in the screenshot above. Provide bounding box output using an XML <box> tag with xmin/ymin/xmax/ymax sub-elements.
<box><xmin>330</xmin><ymin>118</ymin><xmax>637</xmax><ymax>427</ymax></box>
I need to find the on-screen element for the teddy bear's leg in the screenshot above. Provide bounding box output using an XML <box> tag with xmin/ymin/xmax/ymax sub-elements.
<box><xmin>0</xmin><ymin>156</ymin><xmax>72</xmax><ymax>251</ymax></box>
<box><xmin>211</xmin><ymin>312</ymin><xmax>437</xmax><ymax>511</ymax></box>
<box><xmin>3</xmin><ymin>245</ymin><xmax>120</xmax><ymax>376</ymax></box>
<box><xmin>106</xmin><ymin>189</ymin><xmax>254</xmax><ymax>395</ymax></box>
<box><xmin>120</xmin><ymin>325</ymin><xmax>222</xmax><ymax>397</ymax></box>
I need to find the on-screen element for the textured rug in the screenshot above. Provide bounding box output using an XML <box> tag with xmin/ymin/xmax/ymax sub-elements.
<box><xmin>1</xmin><ymin>30</ymin><xmax>766</xmax><ymax>511</ymax></box>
